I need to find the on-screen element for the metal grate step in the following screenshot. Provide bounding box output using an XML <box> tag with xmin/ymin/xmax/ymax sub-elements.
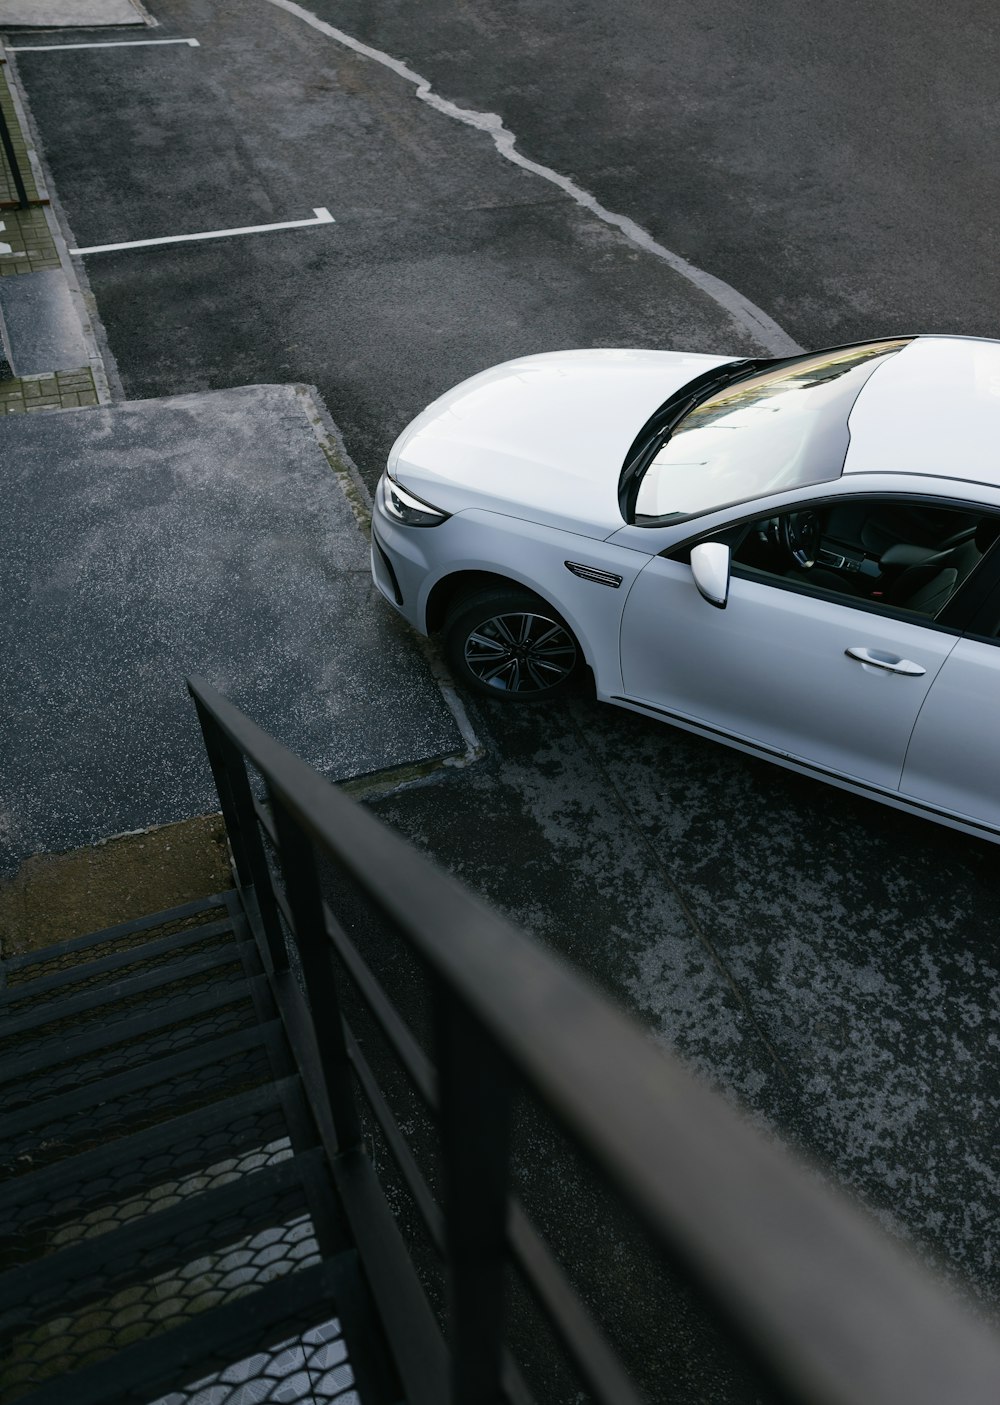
<box><xmin>0</xmin><ymin>892</ymin><xmax>389</xmax><ymax>1405</ymax></box>
<box><xmin>1</xmin><ymin>893</ymin><xmax>237</xmax><ymax>991</ymax></box>
<box><xmin>11</xmin><ymin>1254</ymin><xmax>364</xmax><ymax>1405</ymax></box>
<box><xmin>0</xmin><ymin>937</ymin><xmax>244</xmax><ymax>1045</ymax></box>
<box><xmin>0</xmin><ymin>916</ymin><xmax>237</xmax><ymax>1016</ymax></box>
<box><xmin>0</xmin><ymin>1064</ymin><xmax>305</xmax><ymax>1256</ymax></box>
<box><xmin>0</xmin><ymin>903</ymin><xmax>262</xmax><ymax>1122</ymax></box>
<box><xmin>0</xmin><ymin>1149</ymin><xmax>337</xmax><ymax>1401</ymax></box>
<box><xmin>0</xmin><ymin>1018</ymin><xmax>288</xmax><ymax>1157</ymax></box>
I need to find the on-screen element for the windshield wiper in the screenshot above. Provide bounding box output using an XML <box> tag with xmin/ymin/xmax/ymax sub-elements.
<box><xmin>618</xmin><ymin>358</ymin><xmax>770</xmax><ymax>520</ymax></box>
<box><xmin>619</xmin><ymin>393</ymin><xmax>699</xmax><ymax>494</ymax></box>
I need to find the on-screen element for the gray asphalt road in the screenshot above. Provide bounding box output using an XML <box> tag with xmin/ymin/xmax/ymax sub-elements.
<box><xmin>321</xmin><ymin>0</ymin><xmax>1000</xmax><ymax>351</ymax></box>
<box><xmin>6</xmin><ymin>0</ymin><xmax>1000</xmax><ymax>1396</ymax></box>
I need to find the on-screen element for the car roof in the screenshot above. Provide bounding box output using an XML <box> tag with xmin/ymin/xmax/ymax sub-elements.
<box><xmin>843</xmin><ymin>335</ymin><xmax>1000</xmax><ymax>489</ymax></box>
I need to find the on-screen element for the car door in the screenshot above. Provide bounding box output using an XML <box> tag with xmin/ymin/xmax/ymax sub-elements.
<box><xmin>899</xmin><ymin>572</ymin><xmax>1000</xmax><ymax>833</ymax></box>
<box><xmin>618</xmin><ymin>526</ymin><xmax>957</xmax><ymax>792</ymax></box>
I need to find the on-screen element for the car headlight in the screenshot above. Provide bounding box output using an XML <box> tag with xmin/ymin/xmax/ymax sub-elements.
<box><xmin>379</xmin><ymin>474</ymin><xmax>450</xmax><ymax>527</ymax></box>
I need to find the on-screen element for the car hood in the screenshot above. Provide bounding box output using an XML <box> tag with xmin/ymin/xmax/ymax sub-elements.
<box><xmin>388</xmin><ymin>348</ymin><xmax>736</xmax><ymax>539</ymax></box>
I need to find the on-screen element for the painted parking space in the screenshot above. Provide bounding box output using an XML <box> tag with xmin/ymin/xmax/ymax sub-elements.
<box><xmin>5</xmin><ymin>37</ymin><xmax>297</xmax><ymax>245</ymax></box>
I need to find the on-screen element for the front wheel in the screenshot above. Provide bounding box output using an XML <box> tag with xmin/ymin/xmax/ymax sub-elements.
<box><xmin>443</xmin><ymin>588</ymin><xmax>582</xmax><ymax>701</ymax></box>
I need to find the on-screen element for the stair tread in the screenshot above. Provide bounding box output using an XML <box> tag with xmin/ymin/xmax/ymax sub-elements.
<box><xmin>0</xmin><ymin>1146</ymin><xmax>328</xmax><ymax>1328</ymax></box>
<box><xmin>0</xmin><ymin>938</ymin><xmax>244</xmax><ymax>1044</ymax></box>
<box><xmin>0</xmin><ymin>916</ymin><xmax>237</xmax><ymax>1010</ymax></box>
<box><xmin>0</xmin><ymin>981</ymin><xmax>258</xmax><ymax>1087</ymax></box>
<box><xmin>2</xmin><ymin>891</ymin><xmax>238</xmax><ymax>979</ymax></box>
<box><xmin>0</xmin><ymin>1057</ymin><xmax>298</xmax><ymax>1227</ymax></box>
<box><xmin>9</xmin><ymin>1252</ymin><xmax>359</xmax><ymax>1405</ymax></box>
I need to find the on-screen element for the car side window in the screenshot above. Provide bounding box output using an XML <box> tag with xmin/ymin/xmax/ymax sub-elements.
<box><xmin>729</xmin><ymin>499</ymin><xmax>1000</xmax><ymax>622</ymax></box>
<box><xmin>964</xmin><ymin>575</ymin><xmax>1000</xmax><ymax>643</ymax></box>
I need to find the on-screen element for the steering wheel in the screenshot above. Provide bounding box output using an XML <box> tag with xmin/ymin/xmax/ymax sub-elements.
<box><xmin>779</xmin><ymin>510</ymin><xmax>820</xmax><ymax>569</ymax></box>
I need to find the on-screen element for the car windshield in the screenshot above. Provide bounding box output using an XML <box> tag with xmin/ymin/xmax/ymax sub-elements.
<box><xmin>629</xmin><ymin>339</ymin><xmax>913</xmax><ymax>524</ymax></box>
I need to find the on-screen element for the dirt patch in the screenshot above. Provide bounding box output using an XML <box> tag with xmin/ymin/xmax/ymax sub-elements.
<box><xmin>0</xmin><ymin>814</ymin><xmax>232</xmax><ymax>959</ymax></box>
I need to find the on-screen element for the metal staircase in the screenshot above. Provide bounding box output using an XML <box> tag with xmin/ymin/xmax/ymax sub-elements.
<box><xmin>0</xmin><ymin>890</ymin><xmax>390</xmax><ymax>1404</ymax></box>
<box><xmin>2</xmin><ymin>677</ymin><xmax>1000</xmax><ymax>1405</ymax></box>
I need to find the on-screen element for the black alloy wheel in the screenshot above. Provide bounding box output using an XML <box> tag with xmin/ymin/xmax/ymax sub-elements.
<box><xmin>443</xmin><ymin>588</ymin><xmax>581</xmax><ymax>700</ymax></box>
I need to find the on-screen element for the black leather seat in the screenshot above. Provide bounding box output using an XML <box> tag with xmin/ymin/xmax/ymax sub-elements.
<box><xmin>790</xmin><ymin>515</ymin><xmax>1000</xmax><ymax>616</ymax></box>
<box><xmin>889</xmin><ymin>517</ymin><xmax>1000</xmax><ymax>614</ymax></box>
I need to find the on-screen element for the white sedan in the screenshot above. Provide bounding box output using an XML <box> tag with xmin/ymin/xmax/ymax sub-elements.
<box><xmin>371</xmin><ymin>336</ymin><xmax>1000</xmax><ymax>843</ymax></box>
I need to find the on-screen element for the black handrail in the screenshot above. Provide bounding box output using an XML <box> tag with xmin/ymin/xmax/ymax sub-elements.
<box><xmin>189</xmin><ymin>675</ymin><xmax>1000</xmax><ymax>1405</ymax></box>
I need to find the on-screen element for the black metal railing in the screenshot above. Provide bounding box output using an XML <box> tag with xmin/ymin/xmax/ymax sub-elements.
<box><xmin>189</xmin><ymin>675</ymin><xmax>1000</xmax><ymax>1405</ymax></box>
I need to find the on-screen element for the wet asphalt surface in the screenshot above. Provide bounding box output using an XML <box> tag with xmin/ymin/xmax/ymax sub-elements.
<box><xmin>375</xmin><ymin>693</ymin><xmax>999</xmax><ymax>1282</ymax></box>
<box><xmin>4</xmin><ymin>0</ymin><xmax>999</xmax><ymax>1394</ymax></box>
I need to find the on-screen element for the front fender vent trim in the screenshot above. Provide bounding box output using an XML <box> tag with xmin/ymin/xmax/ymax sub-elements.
<box><xmin>565</xmin><ymin>561</ymin><xmax>623</xmax><ymax>588</ymax></box>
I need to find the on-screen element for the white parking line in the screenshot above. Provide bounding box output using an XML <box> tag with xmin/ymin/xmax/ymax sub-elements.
<box><xmin>8</xmin><ymin>39</ymin><xmax>200</xmax><ymax>52</ymax></box>
<box><xmin>70</xmin><ymin>208</ymin><xmax>335</xmax><ymax>256</ymax></box>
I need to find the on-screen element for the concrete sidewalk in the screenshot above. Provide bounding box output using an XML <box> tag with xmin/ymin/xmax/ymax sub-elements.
<box><xmin>0</xmin><ymin>381</ymin><xmax>464</xmax><ymax>878</ymax></box>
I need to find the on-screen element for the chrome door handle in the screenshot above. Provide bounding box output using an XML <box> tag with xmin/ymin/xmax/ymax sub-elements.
<box><xmin>845</xmin><ymin>647</ymin><xmax>926</xmax><ymax>676</ymax></box>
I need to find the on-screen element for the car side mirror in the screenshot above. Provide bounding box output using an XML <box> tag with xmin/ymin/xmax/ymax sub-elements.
<box><xmin>690</xmin><ymin>541</ymin><xmax>730</xmax><ymax>609</ymax></box>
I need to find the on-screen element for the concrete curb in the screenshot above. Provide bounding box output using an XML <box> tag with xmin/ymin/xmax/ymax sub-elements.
<box><xmin>295</xmin><ymin>380</ymin><xmax>485</xmax><ymax>780</ymax></box>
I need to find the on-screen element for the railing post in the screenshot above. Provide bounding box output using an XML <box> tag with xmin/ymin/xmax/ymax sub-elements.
<box><xmin>436</xmin><ymin>984</ymin><xmax>513</xmax><ymax>1405</ymax></box>
<box><xmin>190</xmin><ymin>692</ymin><xmax>288</xmax><ymax>974</ymax></box>
<box><xmin>0</xmin><ymin>97</ymin><xmax>30</xmax><ymax>210</ymax></box>
<box><xmin>269</xmin><ymin>790</ymin><xmax>364</xmax><ymax>1153</ymax></box>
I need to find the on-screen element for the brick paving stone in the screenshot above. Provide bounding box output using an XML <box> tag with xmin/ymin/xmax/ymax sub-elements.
<box><xmin>0</xmin><ymin>206</ymin><xmax>60</xmax><ymax>273</ymax></box>
<box><xmin>0</xmin><ymin>366</ymin><xmax>98</xmax><ymax>412</ymax></box>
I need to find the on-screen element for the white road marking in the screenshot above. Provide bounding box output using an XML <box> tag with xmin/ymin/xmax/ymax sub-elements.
<box><xmin>262</xmin><ymin>0</ymin><xmax>802</xmax><ymax>357</ymax></box>
<box><xmin>8</xmin><ymin>39</ymin><xmax>200</xmax><ymax>52</ymax></box>
<box><xmin>0</xmin><ymin>221</ymin><xmax>11</xmax><ymax>255</ymax></box>
<box><xmin>70</xmin><ymin>207</ymin><xmax>334</xmax><ymax>256</ymax></box>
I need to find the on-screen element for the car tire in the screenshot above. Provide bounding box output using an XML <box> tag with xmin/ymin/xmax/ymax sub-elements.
<box><xmin>443</xmin><ymin>587</ymin><xmax>582</xmax><ymax>701</ymax></box>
